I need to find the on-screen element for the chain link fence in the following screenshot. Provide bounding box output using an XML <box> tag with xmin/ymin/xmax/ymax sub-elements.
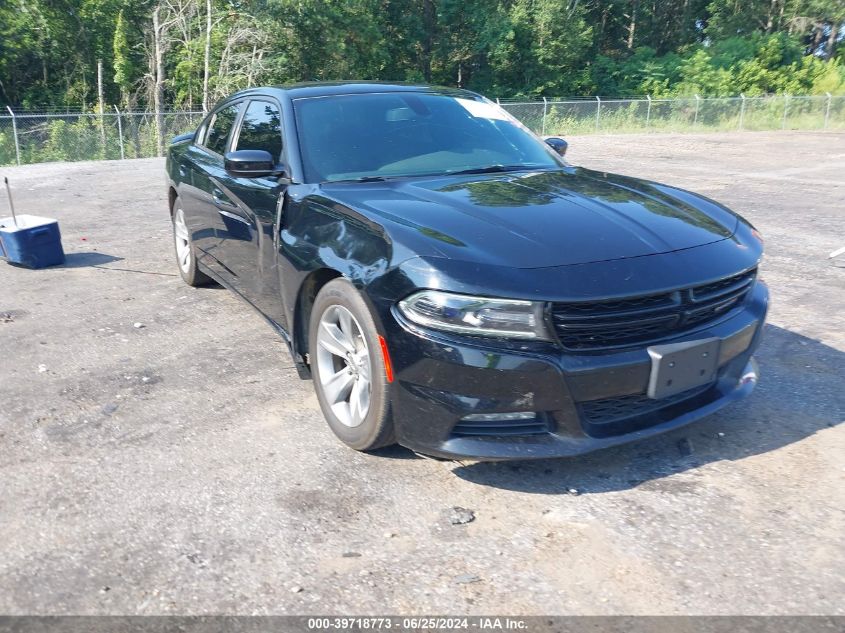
<box><xmin>1</xmin><ymin>94</ymin><xmax>844</xmax><ymax>166</ymax></box>
<box><xmin>0</xmin><ymin>109</ymin><xmax>205</xmax><ymax>166</ymax></box>
<box><xmin>499</xmin><ymin>93</ymin><xmax>845</xmax><ymax>136</ymax></box>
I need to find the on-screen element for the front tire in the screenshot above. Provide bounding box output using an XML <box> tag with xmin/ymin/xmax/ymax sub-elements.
<box><xmin>172</xmin><ymin>198</ymin><xmax>210</xmax><ymax>287</ymax></box>
<box><xmin>309</xmin><ymin>279</ymin><xmax>394</xmax><ymax>451</ymax></box>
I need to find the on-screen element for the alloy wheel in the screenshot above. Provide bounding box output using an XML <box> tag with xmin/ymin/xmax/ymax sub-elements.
<box><xmin>173</xmin><ymin>207</ymin><xmax>192</xmax><ymax>273</ymax></box>
<box><xmin>315</xmin><ymin>305</ymin><xmax>372</xmax><ymax>428</ymax></box>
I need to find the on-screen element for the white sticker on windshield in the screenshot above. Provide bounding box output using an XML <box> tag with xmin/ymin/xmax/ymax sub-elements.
<box><xmin>456</xmin><ymin>98</ymin><xmax>509</xmax><ymax>121</ymax></box>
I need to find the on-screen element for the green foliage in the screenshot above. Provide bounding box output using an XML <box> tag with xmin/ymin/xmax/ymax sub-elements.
<box><xmin>37</xmin><ymin>116</ymin><xmax>128</xmax><ymax>162</ymax></box>
<box><xmin>113</xmin><ymin>9</ymin><xmax>145</xmax><ymax>105</ymax></box>
<box><xmin>488</xmin><ymin>0</ymin><xmax>593</xmax><ymax>97</ymax></box>
<box><xmin>0</xmin><ymin>131</ymin><xmax>16</xmax><ymax>164</ymax></box>
<box><xmin>593</xmin><ymin>32</ymin><xmax>845</xmax><ymax>98</ymax></box>
<box><xmin>0</xmin><ymin>0</ymin><xmax>843</xmax><ymax>111</ymax></box>
<box><xmin>0</xmin><ymin>111</ymin><xmax>208</xmax><ymax>166</ymax></box>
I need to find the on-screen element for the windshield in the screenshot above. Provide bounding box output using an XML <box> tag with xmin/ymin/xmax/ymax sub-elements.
<box><xmin>292</xmin><ymin>92</ymin><xmax>561</xmax><ymax>183</ymax></box>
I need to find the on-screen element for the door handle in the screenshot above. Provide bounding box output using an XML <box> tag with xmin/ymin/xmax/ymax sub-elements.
<box><xmin>218</xmin><ymin>208</ymin><xmax>251</xmax><ymax>226</ymax></box>
<box><xmin>178</xmin><ymin>164</ymin><xmax>187</xmax><ymax>177</ymax></box>
<box><xmin>212</xmin><ymin>187</ymin><xmax>236</xmax><ymax>209</ymax></box>
<box><xmin>212</xmin><ymin>187</ymin><xmax>250</xmax><ymax>226</ymax></box>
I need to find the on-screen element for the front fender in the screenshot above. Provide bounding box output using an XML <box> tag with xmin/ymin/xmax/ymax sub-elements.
<box><xmin>278</xmin><ymin>187</ymin><xmax>403</xmax><ymax>370</ymax></box>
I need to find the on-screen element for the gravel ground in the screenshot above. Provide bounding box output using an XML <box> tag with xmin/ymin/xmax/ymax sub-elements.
<box><xmin>0</xmin><ymin>132</ymin><xmax>843</xmax><ymax>615</ymax></box>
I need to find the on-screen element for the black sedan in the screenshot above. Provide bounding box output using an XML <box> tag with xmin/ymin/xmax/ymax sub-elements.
<box><xmin>165</xmin><ymin>82</ymin><xmax>768</xmax><ymax>460</ymax></box>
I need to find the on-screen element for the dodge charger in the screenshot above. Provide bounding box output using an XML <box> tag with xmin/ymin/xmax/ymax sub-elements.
<box><xmin>165</xmin><ymin>82</ymin><xmax>768</xmax><ymax>460</ymax></box>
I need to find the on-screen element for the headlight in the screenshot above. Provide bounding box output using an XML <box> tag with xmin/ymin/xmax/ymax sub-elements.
<box><xmin>397</xmin><ymin>290</ymin><xmax>551</xmax><ymax>340</ymax></box>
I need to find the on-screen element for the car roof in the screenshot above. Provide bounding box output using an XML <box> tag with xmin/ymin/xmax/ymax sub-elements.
<box><xmin>229</xmin><ymin>81</ymin><xmax>478</xmax><ymax>101</ymax></box>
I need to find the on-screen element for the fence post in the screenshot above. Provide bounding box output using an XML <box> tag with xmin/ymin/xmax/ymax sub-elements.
<box><xmin>739</xmin><ymin>94</ymin><xmax>746</xmax><ymax>131</ymax></box>
<box><xmin>541</xmin><ymin>97</ymin><xmax>548</xmax><ymax>136</ymax></box>
<box><xmin>496</xmin><ymin>98</ymin><xmax>500</xmax><ymax>105</ymax></box>
<box><xmin>5</xmin><ymin>106</ymin><xmax>21</xmax><ymax>166</ymax></box>
<box><xmin>114</xmin><ymin>105</ymin><xmax>125</xmax><ymax>160</ymax></box>
<box><xmin>595</xmin><ymin>96</ymin><xmax>601</xmax><ymax>132</ymax></box>
<box><xmin>694</xmin><ymin>94</ymin><xmax>701</xmax><ymax>126</ymax></box>
<box><xmin>646</xmin><ymin>95</ymin><xmax>652</xmax><ymax>128</ymax></box>
<box><xmin>97</xmin><ymin>60</ymin><xmax>106</xmax><ymax>155</ymax></box>
<box><xmin>824</xmin><ymin>92</ymin><xmax>832</xmax><ymax>130</ymax></box>
<box><xmin>782</xmin><ymin>94</ymin><xmax>789</xmax><ymax>130</ymax></box>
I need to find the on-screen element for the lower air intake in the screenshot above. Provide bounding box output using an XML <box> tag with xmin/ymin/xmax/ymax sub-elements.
<box><xmin>578</xmin><ymin>384</ymin><xmax>712</xmax><ymax>425</ymax></box>
<box><xmin>451</xmin><ymin>413</ymin><xmax>551</xmax><ymax>438</ymax></box>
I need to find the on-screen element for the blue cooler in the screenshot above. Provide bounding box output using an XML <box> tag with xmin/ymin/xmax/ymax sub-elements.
<box><xmin>0</xmin><ymin>215</ymin><xmax>66</xmax><ymax>269</ymax></box>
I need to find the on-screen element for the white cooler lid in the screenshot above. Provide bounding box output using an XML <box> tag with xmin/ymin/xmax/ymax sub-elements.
<box><xmin>0</xmin><ymin>215</ymin><xmax>59</xmax><ymax>232</ymax></box>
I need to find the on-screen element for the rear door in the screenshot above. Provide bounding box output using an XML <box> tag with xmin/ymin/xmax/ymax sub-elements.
<box><xmin>213</xmin><ymin>98</ymin><xmax>288</xmax><ymax>325</ymax></box>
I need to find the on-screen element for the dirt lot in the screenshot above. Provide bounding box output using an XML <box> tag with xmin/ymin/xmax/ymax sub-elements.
<box><xmin>0</xmin><ymin>132</ymin><xmax>843</xmax><ymax>615</ymax></box>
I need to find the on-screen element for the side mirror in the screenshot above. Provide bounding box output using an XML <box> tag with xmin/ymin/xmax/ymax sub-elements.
<box><xmin>544</xmin><ymin>137</ymin><xmax>568</xmax><ymax>157</ymax></box>
<box><xmin>224</xmin><ymin>149</ymin><xmax>280</xmax><ymax>178</ymax></box>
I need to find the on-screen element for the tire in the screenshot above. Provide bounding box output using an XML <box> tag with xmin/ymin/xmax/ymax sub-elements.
<box><xmin>171</xmin><ymin>197</ymin><xmax>211</xmax><ymax>287</ymax></box>
<box><xmin>309</xmin><ymin>278</ymin><xmax>395</xmax><ymax>451</ymax></box>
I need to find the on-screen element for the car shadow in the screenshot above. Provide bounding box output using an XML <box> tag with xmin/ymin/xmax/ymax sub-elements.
<box><xmin>62</xmin><ymin>252</ymin><xmax>188</xmax><ymax>278</ymax></box>
<box><xmin>368</xmin><ymin>444</ymin><xmax>421</xmax><ymax>460</ymax></box>
<box><xmin>451</xmin><ymin>324</ymin><xmax>844</xmax><ymax>495</ymax></box>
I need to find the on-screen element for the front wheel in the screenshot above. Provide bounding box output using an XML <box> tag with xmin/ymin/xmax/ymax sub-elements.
<box><xmin>309</xmin><ymin>279</ymin><xmax>395</xmax><ymax>451</ymax></box>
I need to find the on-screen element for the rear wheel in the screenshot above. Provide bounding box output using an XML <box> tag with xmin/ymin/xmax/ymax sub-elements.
<box><xmin>309</xmin><ymin>279</ymin><xmax>394</xmax><ymax>451</ymax></box>
<box><xmin>172</xmin><ymin>198</ymin><xmax>210</xmax><ymax>287</ymax></box>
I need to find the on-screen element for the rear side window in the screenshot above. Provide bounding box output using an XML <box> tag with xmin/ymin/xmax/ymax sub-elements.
<box><xmin>235</xmin><ymin>100</ymin><xmax>283</xmax><ymax>160</ymax></box>
<box><xmin>204</xmin><ymin>104</ymin><xmax>241</xmax><ymax>155</ymax></box>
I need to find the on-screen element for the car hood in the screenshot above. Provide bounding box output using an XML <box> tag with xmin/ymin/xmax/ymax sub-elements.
<box><xmin>320</xmin><ymin>167</ymin><xmax>739</xmax><ymax>268</ymax></box>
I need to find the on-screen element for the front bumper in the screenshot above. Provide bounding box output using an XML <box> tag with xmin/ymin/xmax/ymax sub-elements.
<box><xmin>381</xmin><ymin>281</ymin><xmax>769</xmax><ymax>461</ymax></box>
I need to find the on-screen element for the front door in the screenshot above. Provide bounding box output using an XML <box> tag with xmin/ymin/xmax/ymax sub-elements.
<box><xmin>213</xmin><ymin>98</ymin><xmax>288</xmax><ymax>327</ymax></box>
<box><xmin>186</xmin><ymin>102</ymin><xmax>243</xmax><ymax>272</ymax></box>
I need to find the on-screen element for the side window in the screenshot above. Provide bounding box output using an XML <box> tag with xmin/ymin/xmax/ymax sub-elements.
<box><xmin>203</xmin><ymin>104</ymin><xmax>241</xmax><ymax>155</ymax></box>
<box><xmin>235</xmin><ymin>100</ymin><xmax>283</xmax><ymax>160</ymax></box>
<box><xmin>194</xmin><ymin>114</ymin><xmax>212</xmax><ymax>145</ymax></box>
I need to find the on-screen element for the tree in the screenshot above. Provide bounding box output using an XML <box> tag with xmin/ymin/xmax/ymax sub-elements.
<box><xmin>1</xmin><ymin>0</ymin><xmax>845</xmax><ymax>113</ymax></box>
<box><xmin>202</xmin><ymin>0</ymin><xmax>212</xmax><ymax>111</ymax></box>
<box><xmin>151</xmin><ymin>3</ymin><xmax>167</xmax><ymax>155</ymax></box>
<box><xmin>113</xmin><ymin>8</ymin><xmax>145</xmax><ymax>108</ymax></box>
<box><xmin>488</xmin><ymin>0</ymin><xmax>592</xmax><ymax>97</ymax></box>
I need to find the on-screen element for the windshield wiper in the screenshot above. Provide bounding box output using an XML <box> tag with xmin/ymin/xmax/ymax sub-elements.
<box><xmin>331</xmin><ymin>165</ymin><xmax>552</xmax><ymax>183</ymax></box>
<box><xmin>333</xmin><ymin>175</ymin><xmax>389</xmax><ymax>183</ymax></box>
<box><xmin>447</xmin><ymin>164</ymin><xmax>550</xmax><ymax>176</ymax></box>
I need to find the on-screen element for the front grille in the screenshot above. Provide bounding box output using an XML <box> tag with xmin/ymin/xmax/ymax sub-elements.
<box><xmin>551</xmin><ymin>268</ymin><xmax>756</xmax><ymax>350</ymax></box>
<box><xmin>579</xmin><ymin>384</ymin><xmax>711</xmax><ymax>426</ymax></box>
<box><xmin>451</xmin><ymin>416</ymin><xmax>551</xmax><ymax>438</ymax></box>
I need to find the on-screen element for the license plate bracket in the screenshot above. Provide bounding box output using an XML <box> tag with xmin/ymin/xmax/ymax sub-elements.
<box><xmin>647</xmin><ymin>338</ymin><xmax>721</xmax><ymax>400</ymax></box>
